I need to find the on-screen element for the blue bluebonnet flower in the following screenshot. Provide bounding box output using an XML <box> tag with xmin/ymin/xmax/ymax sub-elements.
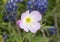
<box><xmin>3</xmin><ymin>0</ymin><xmax>24</xmax><ymax>22</ymax></box>
<box><xmin>3</xmin><ymin>15</ymin><xmax>9</xmax><ymax>22</ymax></box>
<box><xmin>15</xmin><ymin>0</ymin><xmax>24</xmax><ymax>3</ymax></box>
<box><xmin>6</xmin><ymin>1</ymin><xmax>18</xmax><ymax>12</ymax></box>
<box><xmin>2</xmin><ymin>33</ymin><xmax>8</xmax><ymax>40</ymax></box>
<box><xmin>26</xmin><ymin>0</ymin><xmax>34</xmax><ymax>12</ymax></box>
<box><xmin>47</xmin><ymin>27</ymin><xmax>57</xmax><ymax>36</ymax></box>
<box><xmin>10</xmin><ymin>0</ymin><xmax>24</xmax><ymax>3</ymax></box>
<box><xmin>27</xmin><ymin>0</ymin><xmax>48</xmax><ymax>14</ymax></box>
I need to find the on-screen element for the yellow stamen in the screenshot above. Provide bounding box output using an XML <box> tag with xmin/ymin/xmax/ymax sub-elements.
<box><xmin>26</xmin><ymin>18</ymin><xmax>31</xmax><ymax>23</ymax></box>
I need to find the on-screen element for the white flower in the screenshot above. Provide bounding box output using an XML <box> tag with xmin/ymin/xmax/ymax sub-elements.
<box><xmin>17</xmin><ymin>10</ymin><xmax>42</xmax><ymax>33</ymax></box>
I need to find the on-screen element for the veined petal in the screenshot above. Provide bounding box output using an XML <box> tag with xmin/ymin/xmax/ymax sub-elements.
<box><xmin>30</xmin><ymin>11</ymin><xmax>42</xmax><ymax>21</ymax></box>
<box><xmin>21</xmin><ymin>10</ymin><xmax>29</xmax><ymax>21</ymax></box>
<box><xmin>20</xmin><ymin>21</ymin><xmax>29</xmax><ymax>32</ymax></box>
<box><xmin>29</xmin><ymin>22</ymin><xmax>41</xmax><ymax>33</ymax></box>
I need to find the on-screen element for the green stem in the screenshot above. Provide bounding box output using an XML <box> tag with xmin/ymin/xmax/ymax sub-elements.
<box><xmin>51</xmin><ymin>0</ymin><xmax>59</xmax><ymax>42</ymax></box>
<box><xmin>8</xmin><ymin>21</ymin><xmax>12</xmax><ymax>35</ymax></box>
<box><xmin>53</xmin><ymin>0</ymin><xmax>59</xmax><ymax>34</ymax></box>
<box><xmin>41</xmin><ymin>18</ymin><xmax>46</xmax><ymax>37</ymax></box>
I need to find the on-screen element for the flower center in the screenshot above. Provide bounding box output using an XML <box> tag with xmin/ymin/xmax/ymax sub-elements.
<box><xmin>26</xmin><ymin>18</ymin><xmax>31</xmax><ymax>23</ymax></box>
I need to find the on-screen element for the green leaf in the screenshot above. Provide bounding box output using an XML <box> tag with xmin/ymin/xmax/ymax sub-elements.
<box><xmin>42</xmin><ymin>26</ymin><xmax>54</xmax><ymax>29</ymax></box>
<box><xmin>1</xmin><ymin>22</ymin><xmax>8</xmax><ymax>25</ymax></box>
<box><xmin>31</xmin><ymin>36</ymin><xmax>49</xmax><ymax>42</ymax></box>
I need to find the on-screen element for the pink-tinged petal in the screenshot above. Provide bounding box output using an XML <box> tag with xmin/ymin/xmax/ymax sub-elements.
<box><xmin>20</xmin><ymin>21</ymin><xmax>29</xmax><ymax>32</ymax></box>
<box><xmin>29</xmin><ymin>22</ymin><xmax>41</xmax><ymax>33</ymax></box>
<box><xmin>21</xmin><ymin>10</ymin><xmax>29</xmax><ymax>21</ymax></box>
<box><xmin>16</xmin><ymin>20</ymin><xmax>21</xmax><ymax>25</ymax></box>
<box><xmin>30</xmin><ymin>11</ymin><xmax>42</xmax><ymax>21</ymax></box>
